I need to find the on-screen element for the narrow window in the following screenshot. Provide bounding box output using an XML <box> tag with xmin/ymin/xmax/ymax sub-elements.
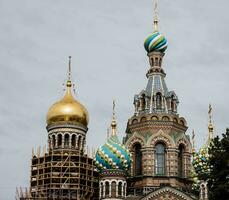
<box><xmin>155</xmin><ymin>143</ymin><xmax>166</xmax><ymax>175</ymax></box>
<box><xmin>52</xmin><ymin>135</ymin><xmax>56</xmax><ymax>148</ymax></box>
<box><xmin>64</xmin><ymin>134</ymin><xmax>69</xmax><ymax>148</ymax></box>
<box><xmin>57</xmin><ymin>134</ymin><xmax>62</xmax><ymax>147</ymax></box>
<box><xmin>111</xmin><ymin>181</ymin><xmax>116</xmax><ymax>197</ymax></box>
<box><xmin>118</xmin><ymin>182</ymin><xmax>122</xmax><ymax>196</ymax></box>
<box><xmin>156</xmin><ymin>93</ymin><xmax>162</xmax><ymax>109</ymax></box>
<box><xmin>178</xmin><ymin>145</ymin><xmax>184</xmax><ymax>177</ymax></box>
<box><xmin>105</xmin><ymin>182</ymin><xmax>109</xmax><ymax>197</ymax></box>
<box><xmin>133</xmin><ymin>143</ymin><xmax>142</xmax><ymax>175</ymax></box>
<box><xmin>71</xmin><ymin>135</ymin><xmax>76</xmax><ymax>148</ymax></box>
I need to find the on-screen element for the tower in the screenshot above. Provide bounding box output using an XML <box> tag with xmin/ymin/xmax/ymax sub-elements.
<box><xmin>123</xmin><ymin>0</ymin><xmax>193</xmax><ymax>197</ymax></box>
<box><xmin>95</xmin><ymin>101</ymin><xmax>131</xmax><ymax>199</ymax></box>
<box><xmin>29</xmin><ymin>57</ymin><xmax>97</xmax><ymax>200</ymax></box>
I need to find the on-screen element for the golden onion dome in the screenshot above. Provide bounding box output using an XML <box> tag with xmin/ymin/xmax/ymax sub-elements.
<box><xmin>46</xmin><ymin>57</ymin><xmax>89</xmax><ymax>126</ymax></box>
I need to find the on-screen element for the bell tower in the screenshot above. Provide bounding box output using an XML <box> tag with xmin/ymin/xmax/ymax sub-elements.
<box><xmin>123</xmin><ymin>0</ymin><xmax>192</xmax><ymax>197</ymax></box>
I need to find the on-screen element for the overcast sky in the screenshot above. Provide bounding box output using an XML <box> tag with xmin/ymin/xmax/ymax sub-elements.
<box><xmin>0</xmin><ymin>0</ymin><xmax>229</xmax><ymax>199</ymax></box>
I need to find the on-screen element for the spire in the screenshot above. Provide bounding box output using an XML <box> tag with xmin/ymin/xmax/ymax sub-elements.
<box><xmin>111</xmin><ymin>100</ymin><xmax>117</xmax><ymax>136</ymax></box>
<box><xmin>192</xmin><ymin>129</ymin><xmax>195</xmax><ymax>152</ymax></box>
<box><xmin>153</xmin><ymin>0</ymin><xmax>159</xmax><ymax>31</ymax></box>
<box><xmin>207</xmin><ymin>104</ymin><xmax>214</xmax><ymax>142</ymax></box>
<box><xmin>66</xmin><ymin>56</ymin><xmax>72</xmax><ymax>88</ymax></box>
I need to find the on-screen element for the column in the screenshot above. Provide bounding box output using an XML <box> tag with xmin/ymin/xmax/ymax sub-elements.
<box><xmin>76</xmin><ymin>135</ymin><xmax>79</xmax><ymax>149</ymax></box>
<box><xmin>50</xmin><ymin>136</ymin><xmax>52</xmax><ymax>150</ymax></box>
<box><xmin>69</xmin><ymin>134</ymin><xmax>72</xmax><ymax>148</ymax></box>
<box><xmin>103</xmin><ymin>184</ymin><xmax>105</xmax><ymax>198</ymax></box>
<box><xmin>121</xmin><ymin>182</ymin><xmax>124</xmax><ymax>197</ymax></box>
<box><xmin>116</xmin><ymin>182</ymin><xmax>118</xmax><ymax>197</ymax></box>
<box><xmin>109</xmin><ymin>182</ymin><xmax>111</xmax><ymax>197</ymax></box>
<box><xmin>62</xmin><ymin>135</ymin><xmax>64</xmax><ymax>148</ymax></box>
<box><xmin>99</xmin><ymin>182</ymin><xmax>102</xmax><ymax>199</ymax></box>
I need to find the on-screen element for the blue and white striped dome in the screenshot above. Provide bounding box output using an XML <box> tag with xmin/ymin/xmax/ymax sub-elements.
<box><xmin>95</xmin><ymin>135</ymin><xmax>131</xmax><ymax>172</ymax></box>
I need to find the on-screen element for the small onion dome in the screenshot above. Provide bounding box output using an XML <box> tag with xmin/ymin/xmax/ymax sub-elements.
<box><xmin>144</xmin><ymin>31</ymin><xmax>168</xmax><ymax>53</ymax></box>
<box><xmin>192</xmin><ymin>147</ymin><xmax>210</xmax><ymax>176</ymax></box>
<box><xmin>46</xmin><ymin>80</ymin><xmax>89</xmax><ymax>127</ymax></box>
<box><xmin>95</xmin><ymin>135</ymin><xmax>131</xmax><ymax>172</ymax></box>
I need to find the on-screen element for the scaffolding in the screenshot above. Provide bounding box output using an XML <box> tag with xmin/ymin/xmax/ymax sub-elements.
<box><xmin>16</xmin><ymin>147</ymin><xmax>99</xmax><ymax>200</ymax></box>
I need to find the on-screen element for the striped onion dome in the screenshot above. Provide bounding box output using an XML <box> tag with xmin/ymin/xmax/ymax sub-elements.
<box><xmin>144</xmin><ymin>31</ymin><xmax>168</xmax><ymax>53</ymax></box>
<box><xmin>95</xmin><ymin>135</ymin><xmax>131</xmax><ymax>172</ymax></box>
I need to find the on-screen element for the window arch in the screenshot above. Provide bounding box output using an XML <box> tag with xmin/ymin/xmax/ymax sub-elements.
<box><xmin>140</xmin><ymin>117</ymin><xmax>147</xmax><ymax>122</ymax></box>
<box><xmin>178</xmin><ymin>144</ymin><xmax>185</xmax><ymax>177</ymax></box>
<box><xmin>162</xmin><ymin>116</ymin><xmax>169</xmax><ymax>121</ymax></box>
<box><xmin>180</xmin><ymin>120</ymin><xmax>185</xmax><ymax>126</ymax></box>
<box><xmin>151</xmin><ymin>116</ymin><xmax>159</xmax><ymax>121</ymax></box>
<box><xmin>155</xmin><ymin>143</ymin><xmax>166</xmax><ymax>175</ymax></box>
<box><xmin>132</xmin><ymin>119</ymin><xmax>138</xmax><ymax>124</ymax></box>
<box><xmin>133</xmin><ymin>143</ymin><xmax>142</xmax><ymax>176</ymax></box>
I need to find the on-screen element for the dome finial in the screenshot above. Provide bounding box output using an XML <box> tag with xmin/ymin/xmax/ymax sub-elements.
<box><xmin>153</xmin><ymin>0</ymin><xmax>159</xmax><ymax>31</ymax></box>
<box><xmin>66</xmin><ymin>56</ymin><xmax>72</xmax><ymax>87</ymax></box>
<box><xmin>111</xmin><ymin>100</ymin><xmax>117</xmax><ymax>136</ymax></box>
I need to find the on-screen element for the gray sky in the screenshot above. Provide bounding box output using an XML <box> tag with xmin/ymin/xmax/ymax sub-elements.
<box><xmin>0</xmin><ymin>0</ymin><xmax>229</xmax><ymax>199</ymax></box>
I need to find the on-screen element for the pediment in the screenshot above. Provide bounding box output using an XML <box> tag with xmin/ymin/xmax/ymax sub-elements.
<box><xmin>141</xmin><ymin>186</ymin><xmax>197</xmax><ymax>200</ymax></box>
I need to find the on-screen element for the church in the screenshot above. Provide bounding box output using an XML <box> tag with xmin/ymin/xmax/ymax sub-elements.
<box><xmin>16</xmin><ymin>1</ymin><xmax>210</xmax><ymax>200</ymax></box>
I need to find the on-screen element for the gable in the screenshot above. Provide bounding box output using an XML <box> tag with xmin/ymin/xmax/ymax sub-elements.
<box><xmin>141</xmin><ymin>186</ymin><xmax>197</xmax><ymax>200</ymax></box>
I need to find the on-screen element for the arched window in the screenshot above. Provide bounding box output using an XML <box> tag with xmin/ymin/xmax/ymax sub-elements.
<box><xmin>118</xmin><ymin>182</ymin><xmax>122</xmax><ymax>196</ymax></box>
<box><xmin>178</xmin><ymin>144</ymin><xmax>185</xmax><ymax>177</ymax></box>
<box><xmin>78</xmin><ymin>136</ymin><xmax>81</xmax><ymax>150</ymax></box>
<box><xmin>162</xmin><ymin>116</ymin><xmax>169</xmax><ymax>121</ymax></box>
<box><xmin>133</xmin><ymin>143</ymin><xmax>142</xmax><ymax>175</ymax></box>
<box><xmin>155</xmin><ymin>143</ymin><xmax>166</xmax><ymax>175</ymax></box>
<box><xmin>105</xmin><ymin>182</ymin><xmax>109</xmax><ymax>197</ymax></box>
<box><xmin>151</xmin><ymin>58</ymin><xmax>154</xmax><ymax>66</ymax></box>
<box><xmin>64</xmin><ymin>134</ymin><xmax>69</xmax><ymax>148</ymax></box>
<box><xmin>132</xmin><ymin>119</ymin><xmax>138</xmax><ymax>124</ymax></box>
<box><xmin>57</xmin><ymin>134</ymin><xmax>62</xmax><ymax>147</ymax></box>
<box><xmin>100</xmin><ymin>182</ymin><xmax>104</xmax><ymax>198</ymax></box>
<box><xmin>52</xmin><ymin>135</ymin><xmax>56</xmax><ymax>148</ymax></box>
<box><xmin>156</xmin><ymin>93</ymin><xmax>162</xmax><ymax>109</ymax></box>
<box><xmin>141</xmin><ymin>94</ymin><xmax>146</xmax><ymax>110</ymax></box>
<box><xmin>151</xmin><ymin>116</ymin><xmax>159</xmax><ymax>121</ymax></box>
<box><xmin>111</xmin><ymin>181</ymin><xmax>116</xmax><ymax>197</ymax></box>
<box><xmin>71</xmin><ymin>135</ymin><xmax>76</xmax><ymax>148</ymax></box>
<box><xmin>140</xmin><ymin>117</ymin><xmax>146</xmax><ymax>122</ymax></box>
<box><xmin>159</xmin><ymin>58</ymin><xmax>162</xmax><ymax>66</ymax></box>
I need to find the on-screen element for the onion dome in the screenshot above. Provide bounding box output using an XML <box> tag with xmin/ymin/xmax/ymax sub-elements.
<box><xmin>192</xmin><ymin>105</ymin><xmax>214</xmax><ymax>178</ymax></box>
<box><xmin>144</xmin><ymin>1</ymin><xmax>168</xmax><ymax>53</ymax></box>
<box><xmin>144</xmin><ymin>31</ymin><xmax>168</xmax><ymax>53</ymax></box>
<box><xmin>95</xmin><ymin>101</ymin><xmax>131</xmax><ymax>172</ymax></box>
<box><xmin>46</xmin><ymin>57</ymin><xmax>89</xmax><ymax>127</ymax></box>
<box><xmin>95</xmin><ymin>134</ymin><xmax>131</xmax><ymax>171</ymax></box>
<box><xmin>192</xmin><ymin>147</ymin><xmax>210</xmax><ymax>176</ymax></box>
